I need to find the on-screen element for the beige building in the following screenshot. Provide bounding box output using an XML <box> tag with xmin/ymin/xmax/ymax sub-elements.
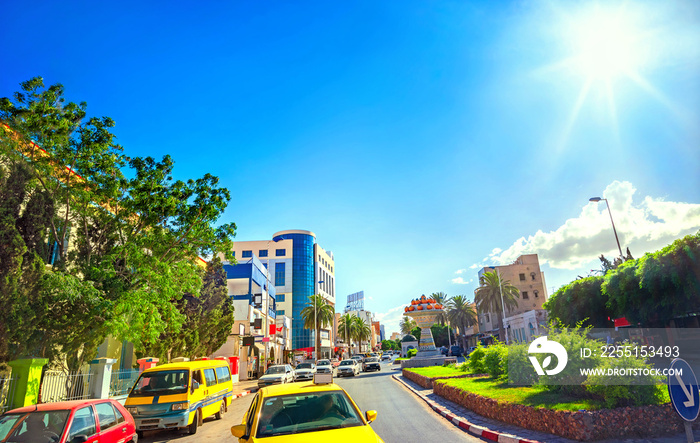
<box><xmin>475</xmin><ymin>254</ymin><xmax>548</xmax><ymax>342</ymax></box>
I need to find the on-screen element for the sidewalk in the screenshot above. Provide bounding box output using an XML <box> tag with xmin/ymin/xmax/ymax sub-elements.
<box><xmin>231</xmin><ymin>378</ymin><xmax>259</xmax><ymax>399</ymax></box>
<box><xmin>392</xmin><ymin>373</ymin><xmax>699</xmax><ymax>443</ymax></box>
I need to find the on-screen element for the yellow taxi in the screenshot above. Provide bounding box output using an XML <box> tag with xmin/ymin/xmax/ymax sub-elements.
<box><xmin>231</xmin><ymin>373</ymin><xmax>384</xmax><ymax>442</ymax></box>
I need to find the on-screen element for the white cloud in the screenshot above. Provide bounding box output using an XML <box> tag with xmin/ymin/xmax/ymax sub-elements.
<box><xmin>455</xmin><ymin>269</ymin><xmax>466</xmax><ymax>274</ymax></box>
<box><xmin>451</xmin><ymin>277</ymin><xmax>473</xmax><ymax>285</ymax></box>
<box><xmin>469</xmin><ymin>264</ymin><xmax>479</xmax><ymax>269</ymax></box>
<box><xmin>374</xmin><ymin>304</ymin><xmax>408</xmax><ymax>338</ymax></box>
<box><xmin>490</xmin><ymin>181</ymin><xmax>700</xmax><ymax>269</ymax></box>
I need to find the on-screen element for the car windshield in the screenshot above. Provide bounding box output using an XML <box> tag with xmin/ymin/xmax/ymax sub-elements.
<box><xmin>297</xmin><ymin>363</ymin><xmax>313</xmax><ymax>369</ymax></box>
<box><xmin>317</xmin><ymin>360</ymin><xmax>330</xmax><ymax>366</ymax></box>
<box><xmin>339</xmin><ymin>360</ymin><xmax>354</xmax><ymax>366</ymax></box>
<box><xmin>130</xmin><ymin>370</ymin><xmax>189</xmax><ymax>396</ymax></box>
<box><xmin>265</xmin><ymin>366</ymin><xmax>287</xmax><ymax>375</ymax></box>
<box><xmin>256</xmin><ymin>390</ymin><xmax>364</xmax><ymax>438</ymax></box>
<box><xmin>0</xmin><ymin>410</ymin><xmax>70</xmax><ymax>441</ymax></box>
<box><xmin>365</xmin><ymin>358</ymin><xmax>378</xmax><ymax>363</ymax></box>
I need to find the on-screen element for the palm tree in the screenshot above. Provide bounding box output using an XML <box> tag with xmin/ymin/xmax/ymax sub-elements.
<box><xmin>399</xmin><ymin>316</ymin><xmax>416</xmax><ymax>335</ymax></box>
<box><xmin>446</xmin><ymin>295</ymin><xmax>477</xmax><ymax>350</ymax></box>
<box><xmin>338</xmin><ymin>313</ymin><xmax>356</xmax><ymax>355</ymax></box>
<box><xmin>431</xmin><ymin>292</ymin><xmax>450</xmax><ymax>325</ymax></box>
<box><xmin>352</xmin><ymin>316</ymin><xmax>371</xmax><ymax>353</ymax></box>
<box><xmin>474</xmin><ymin>270</ymin><xmax>520</xmax><ymax>343</ymax></box>
<box><xmin>300</xmin><ymin>294</ymin><xmax>335</xmax><ymax>360</ymax></box>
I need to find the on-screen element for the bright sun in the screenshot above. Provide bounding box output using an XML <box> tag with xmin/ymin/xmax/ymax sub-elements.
<box><xmin>567</xmin><ymin>6</ymin><xmax>645</xmax><ymax>81</ymax></box>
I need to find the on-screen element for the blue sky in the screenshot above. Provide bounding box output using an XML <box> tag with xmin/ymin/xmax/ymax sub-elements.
<box><xmin>2</xmin><ymin>0</ymin><xmax>699</xmax><ymax>335</ymax></box>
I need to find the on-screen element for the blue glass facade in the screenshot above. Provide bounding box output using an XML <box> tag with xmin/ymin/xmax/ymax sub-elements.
<box><xmin>273</xmin><ymin>232</ymin><xmax>315</xmax><ymax>350</ymax></box>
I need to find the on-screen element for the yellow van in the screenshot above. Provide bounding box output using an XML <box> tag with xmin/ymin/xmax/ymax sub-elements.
<box><xmin>124</xmin><ymin>359</ymin><xmax>234</xmax><ymax>436</ymax></box>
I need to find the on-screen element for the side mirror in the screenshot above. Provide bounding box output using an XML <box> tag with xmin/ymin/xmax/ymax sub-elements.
<box><xmin>191</xmin><ymin>380</ymin><xmax>200</xmax><ymax>393</ymax></box>
<box><xmin>231</xmin><ymin>424</ymin><xmax>247</xmax><ymax>438</ymax></box>
<box><xmin>365</xmin><ymin>410</ymin><xmax>378</xmax><ymax>424</ymax></box>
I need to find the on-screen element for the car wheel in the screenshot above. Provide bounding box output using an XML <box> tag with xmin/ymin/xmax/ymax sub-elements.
<box><xmin>215</xmin><ymin>401</ymin><xmax>225</xmax><ymax>420</ymax></box>
<box><xmin>188</xmin><ymin>410</ymin><xmax>199</xmax><ymax>434</ymax></box>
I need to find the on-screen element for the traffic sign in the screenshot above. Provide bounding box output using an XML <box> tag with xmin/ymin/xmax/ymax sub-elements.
<box><xmin>668</xmin><ymin>358</ymin><xmax>700</xmax><ymax>422</ymax></box>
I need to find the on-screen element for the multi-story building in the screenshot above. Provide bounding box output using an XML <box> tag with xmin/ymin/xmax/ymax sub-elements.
<box><xmin>390</xmin><ymin>332</ymin><xmax>402</xmax><ymax>341</ymax></box>
<box><xmin>380</xmin><ymin>325</ymin><xmax>385</xmax><ymax>342</ymax></box>
<box><xmin>344</xmin><ymin>309</ymin><xmax>374</xmax><ymax>353</ymax></box>
<box><xmin>475</xmin><ymin>254</ymin><xmax>548</xmax><ymax>342</ymax></box>
<box><xmin>228</xmin><ymin>230</ymin><xmax>336</xmax><ymax>358</ymax></box>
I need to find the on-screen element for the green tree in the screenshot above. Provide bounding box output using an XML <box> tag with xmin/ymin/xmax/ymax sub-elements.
<box><xmin>338</xmin><ymin>313</ymin><xmax>356</xmax><ymax>353</ymax></box>
<box><xmin>447</xmin><ymin>295</ymin><xmax>477</xmax><ymax>350</ymax></box>
<box><xmin>351</xmin><ymin>316</ymin><xmax>371</xmax><ymax>354</ymax></box>
<box><xmin>474</xmin><ymin>271</ymin><xmax>519</xmax><ymax>343</ymax></box>
<box><xmin>301</xmin><ymin>294</ymin><xmax>335</xmax><ymax>359</ymax></box>
<box><xmin>399</xmin><ymin>316</ymin><xmax>416</xmax><ymax>335</ymax></box>
<box><xmin>0</xmin><ymin>77</ymin><xmax>236</xmax><ymax>370</ymax></box>
<box><xmin>544</xmin><ymin>276</ymin><xmax>612</xmax><ymax>328</ymax></box>
<box><xmin>431</xmin><ymin>292</ymin><xmax>450</xmax><ymax>325</ymax></box>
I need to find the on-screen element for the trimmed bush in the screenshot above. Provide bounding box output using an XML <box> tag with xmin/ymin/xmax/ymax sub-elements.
<box><xmin>467</xmin><ymin>343</ymin><xmax>486</xmax><ymax>374</ymax></box>
<box><xmin>483</xmin><ymin>341</ymin><xmax>508</xmax><ymax>379</ymax></box>
<box><xmin>584</xmin><ymin>354</ymin><xmax>666</xmax><ymax>408</ymax></box>
<box><xmin>407</xmin><ymin>348</ymin><xmax>417</xmax><ymax>358</ymax></box>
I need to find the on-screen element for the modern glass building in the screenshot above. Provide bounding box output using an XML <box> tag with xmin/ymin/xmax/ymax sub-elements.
<box><xmin>273</xmin><ymin>230</ymin><xmax>316</xmax><ymax>351</ymax></box>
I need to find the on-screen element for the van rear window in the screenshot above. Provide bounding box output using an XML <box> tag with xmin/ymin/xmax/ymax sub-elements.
<box><xmin>216</xmin><ymin>366</ymin><xmax>231</xmax><ymax>383</ymax></box>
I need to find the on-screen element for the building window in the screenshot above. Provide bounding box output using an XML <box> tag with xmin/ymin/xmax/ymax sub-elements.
<box><xmin>519</xmin><ymin>273</ymin><xmax>526</xmax><ymax>281</ymax></box>
<box><xmin>259</xmin><ymin>250</ymin><xmax>268</xmax><ymax>257</ymax></box>
<box><xmin>232</xmin><ymin>251</ymin><xmax>235</xmax><ymax>258</ymax></box>
<box><xmin>531</xmin><ymin>272</ymin><xmax>536</xmax><ymax>281</ymax></box>
<box><xmin>275</xmin><ymin>262</ymin><xmax>285</xmax><ymax>286</ymax></box>
<box><xmin>522</xmin><ymin>291</ymin><xmax>529</xmax><ymax>299</ymax></box>
<box><xmin>534</xmin><ymin>290</ymin><xmax>539</xmax><ymax>298</ymax></box>
<box><xmin>242</xmin><ymin>250</ymin><xmax>252</xmax><ymax>258</ymax></box>
<box><xmin>275</xmin><ymin>249</ymin><xmax>285</xmax><ymax>257</ymax></box>
<box><xmin>276</xmin><ymin>310</ymin><xmax>285</xmax><ymax>316</ymax></box>
<box><xmin>277</xmin><ymin>294</ymin><xmax>285</xmax><ymax>302</ymax></box>
<box><xmin>486</xmin><ymin>314</ymin><xmax>490</xmax><ymax>323</ymax></box>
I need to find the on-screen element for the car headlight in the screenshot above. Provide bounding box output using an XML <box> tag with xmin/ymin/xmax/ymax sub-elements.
<box><xmin>126</xmin><ymin>406</ymin><xmax>138</xmax><ymax>415</ymax></box>
<box><xmin>171</xmin><ymin>402</ymin><xmax>189</xmax><ymax>411</ymax></box>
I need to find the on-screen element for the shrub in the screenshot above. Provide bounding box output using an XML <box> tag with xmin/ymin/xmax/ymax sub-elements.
<box><xmin>407</xmin><ymin>348</ymin><xmax>417</xmax><ymax>358</ymax></box>
<box><xmin>467</xmin><ymin>343</ymin><xmax>486</xmax><ymax>374</ymax></box>
<box><xmin>584</xmin><ymin>354</ymin><xmax>666</xmax><ymax>408</ymax></box>
<box><xmin>457</xmin><ymin>361</ymin><xmax>469</xmax><ymax>372</ymax></box>
<box><xmin>505</xmin><ymin>341</ymin><xmax>538</xmax><ymax>385</ymax></box>
<box><xmin>483</xmin><ymin>342</ymin><xmax>508</xmax><ymax>379</ymax></box>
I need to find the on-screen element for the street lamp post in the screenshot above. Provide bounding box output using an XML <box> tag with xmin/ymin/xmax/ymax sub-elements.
<box><xmin>589</xmin><ymin>197</ymin><xmax>624</xmax><ymax>259</ymax></box>
<box><xmin>316</xmin><ymin>280</ymin><xmax>324</xmax><ymax>361</ymax></box>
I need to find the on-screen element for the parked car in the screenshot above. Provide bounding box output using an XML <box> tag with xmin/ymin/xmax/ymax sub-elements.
<box><xmin>294</xmin><ymin>362</ymin><xmax>317</xmax><ymax>381</ymax></box>
<box><xmin>439</xmin><ymin>346</ymin><xmax>449</xmax><ymax>355</ymax></box>
<box><xmin>0</xmin><ymin>398</ymin><xmax>137</xmax><ymax>443</ymax></box>
<box><xmin>336</xmin><ymin>359</ymin><xmax>361</xmax><ymax>377</ymax></box>
<box><xmin>316</xmin><ymin>359</ymin><xmax>336</xmax><ymax>376</ymax></box>
<box><xmin>362</xmin><ymin>357</ymin><xmax>381</xmax><ymax>372</ymax></box>
<box><xmin>467</xmin><ymin>346</ymin><xmax>477</xmax><ymax>355</ymax></box>
<box><xmin>449</xmin><ymin>345</ymin><xmax>463</xmax><ymax>357</ymax></box>
<box><xmin>258</xmin><ymin>364</ymin><xmax>295</xmax><ymax>389</ymax></box>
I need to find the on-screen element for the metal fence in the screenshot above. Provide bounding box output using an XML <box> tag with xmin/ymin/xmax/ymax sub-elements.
<box><xmin>40</xmin><ymin>370</ymin><xmax>93</xmax><ymax>403</ymax></box>
<box><xmin>0</xmin><ymin>376</ymin><xmax>18</xmax><ymax>413</ymax></box>
<box><xmin>109</xmin><ymin>369</ymin><xmax>140</xmax><ymax>397</ymax></box>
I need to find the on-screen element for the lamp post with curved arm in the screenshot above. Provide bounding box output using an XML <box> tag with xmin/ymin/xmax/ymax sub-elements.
<box><xmin>589</xmin><ymin>197</ymin><xmax>624</xmax><ymax>259</ymax></box>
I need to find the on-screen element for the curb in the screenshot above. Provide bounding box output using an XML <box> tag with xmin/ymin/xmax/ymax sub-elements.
<box><xmin>232</xmin><ymin>387</ymin><xmax>258</xmax><ymax>399</ymax></box>
<box><xmin>392</xmin><ymin>374</ymin><xmax>541</xmax><ymax>443</ymax></box>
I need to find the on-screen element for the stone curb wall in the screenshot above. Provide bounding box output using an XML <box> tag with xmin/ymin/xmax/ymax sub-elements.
<box><xmin>401</xmin><ymin>369</ymin><xmax>486</xmax><ymax>389</ymax></box>
<box><xmin>433</xmin><ymin>381</ymin><xmax>697</xmax><ymax>441</ymax></box>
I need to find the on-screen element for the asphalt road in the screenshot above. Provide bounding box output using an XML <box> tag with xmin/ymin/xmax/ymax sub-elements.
<box><xmin>139</xmin><ymin>358</ymin><xmax>480</xmax><ymax>442</ymax></box>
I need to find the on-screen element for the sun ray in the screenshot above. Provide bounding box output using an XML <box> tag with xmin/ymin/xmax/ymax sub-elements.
<box><xmin>558</xmin><ymin>78</ymin><xmax>592</xmax><ymax>151</ymax></box>
<box><xmin>604</xmin><ymin>79</ymin><xmax>621</xmax><ymax>147</ymax></box>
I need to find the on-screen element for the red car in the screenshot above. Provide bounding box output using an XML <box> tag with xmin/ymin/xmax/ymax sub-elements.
<box><xmin>0</xmin><ymin>399</ymin><xmax>137</xmax><ymax>443</ymax></box>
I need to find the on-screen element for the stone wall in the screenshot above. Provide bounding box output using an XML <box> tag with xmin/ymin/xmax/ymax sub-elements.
<box><xmin>433</xmin><ymin>381</ymin><xmax>697</xmax><ymax>441</ymax></box>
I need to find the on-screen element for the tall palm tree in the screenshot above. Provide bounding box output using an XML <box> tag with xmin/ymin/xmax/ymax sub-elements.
<box><xmin>446</xmin><ymin>295</ymin><xmax>477</xmax><ymax>350</ymax></box>
<box><xmin>338</xmin><ymin>313</ymin><xmax>356</xmax><ymax>355</ymax></box>
<box><xmin>474</xmin><ymin>270</ymin><xmax>520</xmax><ymax>343</ymax></box>
<box><xmin>399</xmin><ymin>316</ymin><xmax>416</xmax><ymax>335</ymax></box>
<box><xmin>352</xmin><ymin>316</ymin><xmax>371</xmax><ymax>353</ymax></box>
<box><xmin>431</xmin><ymin>292</ymin><xmax>450</xmax><ymax>325</ymax></box>
<box><xmin>301</xmin><ymin>294</ymin><xmax>335</xmax><ymax>359</ymax></box>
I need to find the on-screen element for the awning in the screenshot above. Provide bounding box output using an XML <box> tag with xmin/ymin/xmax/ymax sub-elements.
<box><xmin>614</xmin><ymin>317</ymin><xmax>631</xmax><ymax>327</ymax></box>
